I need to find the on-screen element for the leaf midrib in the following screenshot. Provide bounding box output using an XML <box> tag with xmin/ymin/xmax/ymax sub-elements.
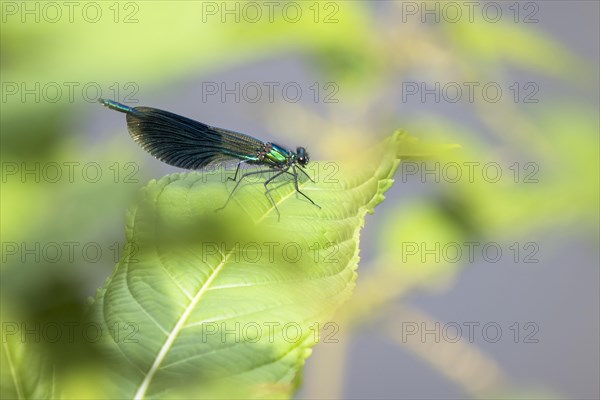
<box><xmin>133</xmin><ymin>252</ymin><xmax>232</xmax><ymax>399</ymax></box>
<box><xmin>3</xmin><ymin>341</ymin><xmax>24</xmax><ymax>400</ymax></box>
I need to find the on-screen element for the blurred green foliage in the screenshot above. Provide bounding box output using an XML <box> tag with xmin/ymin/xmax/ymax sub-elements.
<box><xmin>1</xmin><ymin>1</ymin><xmax>597</xmax><ymax>399</ymax></box>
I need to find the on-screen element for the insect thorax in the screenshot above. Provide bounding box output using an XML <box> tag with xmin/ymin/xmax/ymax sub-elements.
<box><xmin>257</xmin><ymin>142</ymin><xmax>293</xmax><ymax>167</ymax></box>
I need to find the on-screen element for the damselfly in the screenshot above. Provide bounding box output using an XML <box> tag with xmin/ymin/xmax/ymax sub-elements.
<box><xmin>99</xmin><ymin>99</ymin><xmax>320</xmax><ymax>219</ymax></box>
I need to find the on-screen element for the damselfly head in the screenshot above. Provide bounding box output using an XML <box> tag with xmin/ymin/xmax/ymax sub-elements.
<box><xmin>296</xmin><ymin>147</ymin><xmax>309</xmax><ymax>166</ymax></box>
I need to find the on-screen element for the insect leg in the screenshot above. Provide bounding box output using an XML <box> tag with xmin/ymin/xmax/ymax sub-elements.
<box><xmin>227</xmin><ymin>160</ymin><xmax>247</xmax><ymax>182</ymax></box>
<box><xmin>297</xmin><ymin>165</ymin><xmax>316</xmax><ymax>183</ymax></box>
<box><xmin>215</xmin><ymin>168</ymin><xmax>276</xmax><ymax>212</ymax></box>
<box><xmin>291</xmin><ymin>165</ymin><xmax>321</xmax><ymax>209</ymax></box>
<box><xmin>263</xmin><ymin>168</ymin><xmax>289</xmax><ymax>221</ymax></box>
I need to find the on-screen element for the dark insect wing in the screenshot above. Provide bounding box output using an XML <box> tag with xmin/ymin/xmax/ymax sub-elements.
<box><xmin>121</xmin><ymin>104</ymin><xmax>264</xmax><ymax>169</ymax></box>
<box><xmin>100</xmin><ymin>99</ymin><xmax>321</xmax><ymax>219</ymax></box>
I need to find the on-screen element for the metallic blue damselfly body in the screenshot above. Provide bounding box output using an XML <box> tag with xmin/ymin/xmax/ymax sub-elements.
<box><xmin>99</xmin><ymin>99</ymin><xmax>320</xmax><ymax>219</ymax></box>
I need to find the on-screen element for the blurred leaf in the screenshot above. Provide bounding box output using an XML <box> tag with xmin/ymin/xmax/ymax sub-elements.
<box><xmin>1</xmin><ymin>316</ymin><xmax>55</xmax><ymax>399</ymax></box>
<box><xmin>378</xmin><ymin>200</ymin><xmax>466</xmax><ymax>286</ymax></box>
<box><xmin>0</xmin><ymin>135</ymin><xmax>144</xmax><ymax>250</ymax></box>
<box><xmin>445</xmin><ymin>21</ymin><xmax>581</xmax><ymax>78</ymax></box>
<box><xmin>1</xmin><ymin>268</ymin><xmax>112</xmax><ymax>399</ymax></box>
<box><xmin>337</xmin><ymin>199</ymin><xmax>467</xmax><ymax>327</ymax></box>
<box><xmin>402</xmin><ymin>110</ymin><xmax>598</xmax><ymax>239</ymax></box>
<box><xmin>1</xmin><ymin>2</ymin><xmax>372</xmax><ymax>84</ymax></box>
<box><xmin>0</xmin><ymin>1</ymin><xmax>373</xmax><ymax>167</ymax></box>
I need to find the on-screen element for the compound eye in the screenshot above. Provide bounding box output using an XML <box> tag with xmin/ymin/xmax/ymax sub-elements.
<box><xmin>296</xmin><ymin>147</ymin><xmax>309</xmax><ymax>165</ymax></box>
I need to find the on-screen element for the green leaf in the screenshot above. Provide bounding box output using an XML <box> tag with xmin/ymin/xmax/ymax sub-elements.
<box><xmin>444</xmin><ymin>21</ymin><xmax>581</xmax><ymax>78</ymax></box>
<box><xmin>87</xmin><ymin>130</ymin><xmax>422</xmax><ymax>398</ymax></box>
<box><xmin>1</xmin><ymin>319</ymin><xmax>56</xmax><ymax>400</ymax></box>
<box><xmin>1</xmin><ymin>2</ymin><xmax>371</xmax><ymax>85</ymax></box>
